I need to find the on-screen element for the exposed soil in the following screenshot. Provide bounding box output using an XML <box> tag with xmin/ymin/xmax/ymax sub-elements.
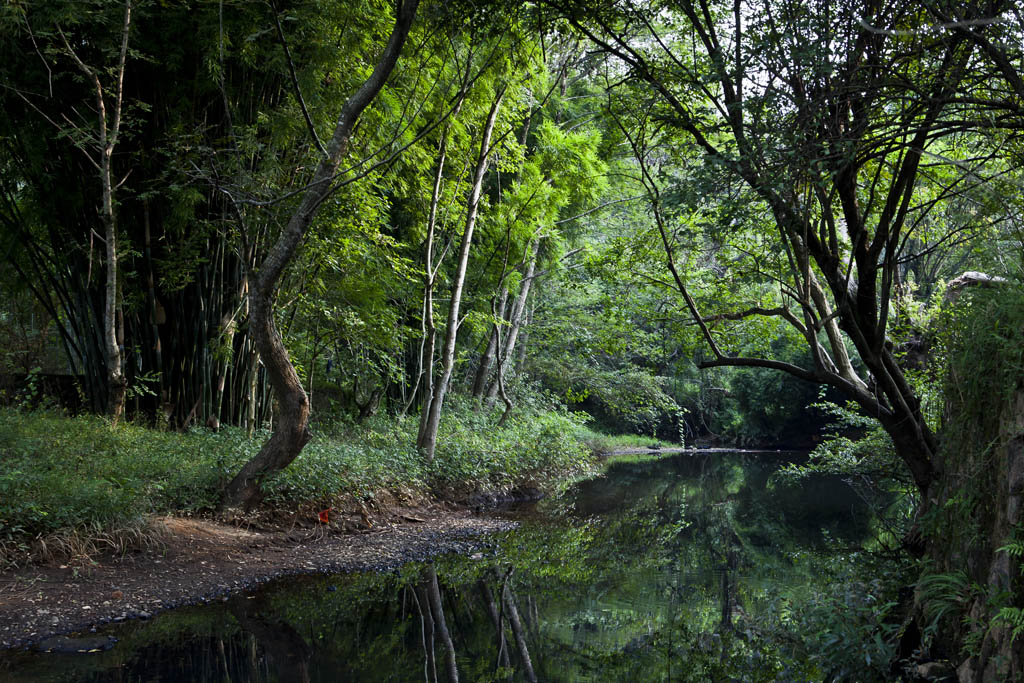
<box><xmin>0</xmin><ymin>503</ymin><xmax>515</xmax><ymax>650</ymax></box>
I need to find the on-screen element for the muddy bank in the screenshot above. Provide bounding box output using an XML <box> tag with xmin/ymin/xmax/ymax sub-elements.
<box><xmin>0</xmin><ymin>507</ymin><xmax>514</xmax><ymax>650</ymax></box>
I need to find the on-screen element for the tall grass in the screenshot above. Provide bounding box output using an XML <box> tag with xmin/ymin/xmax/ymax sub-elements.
<box><xmin>0</xmin><ymin>402</ymin><xmax>593</xmax><ymax>561</ymax></box>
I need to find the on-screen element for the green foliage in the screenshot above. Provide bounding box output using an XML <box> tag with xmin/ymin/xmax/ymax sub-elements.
<box><xmin>714</xmin><ymin>342</ymin><xmax>828</xmax><ymax>447</ymax></box>
<box><xmin>774</xmin><ymin>401</ymin><xmax>905</xmax><ymax>485</ymax></box>
<box><xmin>0</xmin><ymin>410</ymin><xmax>253</xmax><ymax>544</ymax></box>
<box><xmin>917</xmin><ymin>570</ymin><xmax>973</xmax><ymax>628</ymax></box>
<box><xmin>998</xmin><ymin>537</ymin><xmax>1024</xmax><ymax>559</ymax></box>
<box><xmin>538</xmin><ymin>358</ymin><xmax>683</xmax><ymax>437</ymax></box>
<box><xmin>795</xmin><ymin>567</ymin><xmax>904</xmax><ymax>680</ymax></box>
<box><xmin>994</xmin><ymin>606</ymin><xmax>1024</xmax><ymax>645</ymax></box>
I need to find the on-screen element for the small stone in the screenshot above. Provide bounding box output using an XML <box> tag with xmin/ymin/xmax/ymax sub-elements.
<box><xmin>137</xmin><ymin>611</ymin><xmax>151</xmax><ymax>619</ymax></box>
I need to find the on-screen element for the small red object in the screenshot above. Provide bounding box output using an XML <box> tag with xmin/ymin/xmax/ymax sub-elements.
<box><xmin>318</xmin><ymin>508</ymin><xmax>332</xmax><ymax>524</ymax></box>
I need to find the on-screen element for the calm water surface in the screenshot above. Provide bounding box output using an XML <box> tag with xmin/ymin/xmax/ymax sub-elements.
<box><xmin>0</xmin><ymin>451</ymin><xmax>883</xmax><ymax>681</ymax></box>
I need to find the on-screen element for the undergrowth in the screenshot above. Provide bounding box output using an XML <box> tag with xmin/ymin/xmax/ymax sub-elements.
<box><xmin>0</xmin><ymin>401</ymin><xmax>594</xmax><ymax>565</ymax></box>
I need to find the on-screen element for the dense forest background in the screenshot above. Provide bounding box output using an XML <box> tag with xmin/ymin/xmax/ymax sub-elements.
<box><xmin>2</xmin><ymin>0</ymin><xmax>1024</xmax><ymax>678</ymax></box>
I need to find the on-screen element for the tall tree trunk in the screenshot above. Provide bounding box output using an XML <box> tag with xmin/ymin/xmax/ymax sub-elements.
<box><xmin>418</xmin><ymin>89</ymin><xmax>504</xmax><ymax>462</ymax></box>
<box><xmin>471</xmin><ymin>287</ymin><xmax>508</xmax><ymax>401</ymax></box>
<box><xmin>60</xmin><ymin>1</ymin><xmax>133</xmax><ymax>422</ymax></box>
<box><xmin>407</xmin><ymin>73</ymin><xmax>469</xmax><ymax>421</ymax></box>
<box><xmin>516</xmin><ymin>299</ymin><xmax>532</xmax><ymax>368</ymax></box>
<box><xmin>142</xmin><ymin>200</ymin><xmax>166</xmax><ymax>418</ymax></box>
<box><xmin>245</xmin><ymin>346</ymin><xmax>260</xmax><ymax>437</ymax></box>
<box><xmin>222</xmin><ymin>0</ymin><xmax>420</xmax><ymax>510</ymax></box>
<box><xmin>485</xmin><ymin>238</ymin><xmax>540</xmax><ymax>406</ymax></box>
<box><xmin>415</xmin><ymin>127</ymin><xmax>451</xmax><ymax>441</ymax></box>
<box><xmin>210</xmin><ymin>263</ymin><xmax>246</xmax><ymax>431</ymax></box>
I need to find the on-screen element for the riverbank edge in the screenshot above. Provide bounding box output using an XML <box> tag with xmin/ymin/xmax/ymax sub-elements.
<box><xmin>599</xmin><ymin>446</ymin><xmax>795</xmax><ymax>456</ymax></box>
<box><xmin>0</xmin><ymin>508</ymin><xmax>517</xmax><ymax>651</ymax></box>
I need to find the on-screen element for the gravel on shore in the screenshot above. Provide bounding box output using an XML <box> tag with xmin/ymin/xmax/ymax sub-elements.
<box><xmin>0</xmin><ymin>509</ymin><xmax>515</xmax><ymax>650</ymax></box>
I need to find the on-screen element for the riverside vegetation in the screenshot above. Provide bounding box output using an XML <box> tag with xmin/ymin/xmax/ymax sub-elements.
<box><xmin>0</xmin><ymin>398</ymin><xmax>593</xmax><ymax>566</ymax></box>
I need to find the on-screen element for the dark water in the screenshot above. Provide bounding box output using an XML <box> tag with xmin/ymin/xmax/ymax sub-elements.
<box><xmin>0</xmin><ymin>452</ymin><xmax>887</xmax><ymax>682</ymax></box>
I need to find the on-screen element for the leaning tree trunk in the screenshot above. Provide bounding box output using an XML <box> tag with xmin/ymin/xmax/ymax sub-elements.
<box><xmin>475</xmin><ymin>110</ymin><xmax>536</xmax><ymax>405</ymax></box>
<box><xmin>222</xmin><ymin>0</ymin><xmax>420</xmax><ymax>510</ymax></box>
<box><xmin>417</xmin><ymin>89</ymin><xmax>504</xmax><ymax>462</ymax></box>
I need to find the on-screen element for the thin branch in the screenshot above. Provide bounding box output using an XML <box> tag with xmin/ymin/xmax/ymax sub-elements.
<box><xmin>269</xmin><ymin>0</ymin><xmax>327</xmax><ymax>157</ymax></box>
<box><xmin>554</xmin><ymin>194</ymin><xmax>644</xmax><ymax>224</ymax></box>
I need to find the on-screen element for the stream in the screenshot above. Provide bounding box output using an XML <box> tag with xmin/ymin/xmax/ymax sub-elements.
<box><xmin>0</xmin><ymin>451</ymin><xmax>890</xmax><ymax>681</ymax></box>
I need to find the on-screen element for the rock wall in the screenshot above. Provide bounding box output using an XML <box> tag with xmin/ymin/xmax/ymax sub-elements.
<box><xmin>926</xmin><ymin>286</ymin><xmax>1024</xmax><ymax>681</ymax></box>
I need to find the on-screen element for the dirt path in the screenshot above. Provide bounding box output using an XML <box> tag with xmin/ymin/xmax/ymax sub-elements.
<box><xmin>0</xmin><ymin>506</ymin><xmax>514</xmax><ymax>650</ymax></box>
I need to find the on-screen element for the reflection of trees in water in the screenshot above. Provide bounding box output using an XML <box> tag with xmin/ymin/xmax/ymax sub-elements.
<box><xmin>499</xmin><ymin>570</ymin><xmax>538</xmax><ymax>683</ymax></box>
<box><xmin>228</xmin><ymin>595</ymin><xmax>311</xmax><ymax>683</ymax></box>
<box><xmin>478</xmin><ymin>578</ymin><xmax>511</xmax><ymax>671</ymax></box>
<box><xmin>404</xmin><ymin>563</ymin><xmax>541</xmax><ymax>683</ymax></box>
<box><xmin>520</xmin><ymin>452</ymin><xmax>880</xmax><ymax>679</ymax></box>
<box><xmin>411</xmin><ymin>565</ymin><xmax>459</xmax><ymax>683</ymax></box>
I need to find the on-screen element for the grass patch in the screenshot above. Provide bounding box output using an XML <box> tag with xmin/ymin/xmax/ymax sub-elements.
<box><xmin>573</xmin><ymin>425</ymin><xmax>676</xmax><ymax>455</ymax></box>
<box><xmin>599</xmin><ymin>452</ymin><xmax>672</xmax><ymax>466</ymax></box>
<box><xmin>0</xmin><ymin>402</ymin><xmax>595</xmax><ymax>565</ymax></box>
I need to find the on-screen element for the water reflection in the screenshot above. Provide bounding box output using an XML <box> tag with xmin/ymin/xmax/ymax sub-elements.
<box><xmin>0</xmin><ymin>452</ymin><xmax>879</xmax><ymax>682</ymax></box>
